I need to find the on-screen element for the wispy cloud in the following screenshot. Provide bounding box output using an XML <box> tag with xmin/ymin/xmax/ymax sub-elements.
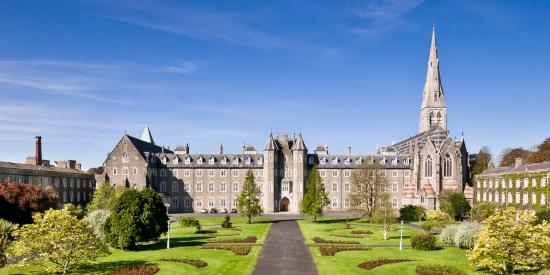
<box><xmin>159</xmin><ymin>60</ymin><xmax>200</xmax><ymax>75</ymax></box>
<box><xmin>350</xmin><ymin>0</ymin><xmax>424</xmax><ymax>36</ymax></box>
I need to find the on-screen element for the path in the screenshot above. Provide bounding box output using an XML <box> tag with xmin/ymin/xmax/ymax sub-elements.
<box><xmin>252</xmin><ymin>219</ymin><xmax>318</xmax><ymax>275</ymax></box>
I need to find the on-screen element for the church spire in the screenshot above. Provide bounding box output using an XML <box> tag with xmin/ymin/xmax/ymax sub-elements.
<box><xmin>140</xmin><ymin>125</ymin><xmax>155</xmax><ymax>145</ymax></box>
<box><xmin>419</xmin><ymin>27</ymin><xmax>447</xmax><ymax>133</ymax></box>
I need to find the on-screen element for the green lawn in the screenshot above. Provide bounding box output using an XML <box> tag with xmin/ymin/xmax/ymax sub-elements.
<box><xmin>298</xmin><ymin>217</ymin><xmax>486</xmax><ymax>275</ymax></box>
<box><xmin>1</xmin><ymin>217</ymin><xmax>272</xmax><ymax>275</ymax></box>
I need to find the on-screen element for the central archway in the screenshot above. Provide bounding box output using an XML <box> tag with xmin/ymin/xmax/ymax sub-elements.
<box><xmin>280</xmin><ymin>197</ymin><xmax>290</xmax><ymax>212</ymax></box>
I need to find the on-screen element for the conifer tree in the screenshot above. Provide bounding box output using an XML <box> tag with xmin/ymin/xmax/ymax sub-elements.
<box><xmin>237</xmin><ymin>169</ymin><xmax>263</xmax><ymax>224</ymax></box>
<box><xmin>300</xmin><ymin>165</ymin><xmax>329</xmax><ymax>222</ymax></box>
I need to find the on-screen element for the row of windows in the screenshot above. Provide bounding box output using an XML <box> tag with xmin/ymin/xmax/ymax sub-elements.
<box><xmin>61</xmin><ymin>190</ymin><xmax>93</xmax><ymax>203</ymax></box>
<box><xmin>480</xmin><ymin>178</ymin><xmax>548</xmax><ymax>189</ymax></box>
<box><xmin>158</xmin><ymin>169</ymin><xmax>264</xmax><ymax>178</ymax></box>
<box><xmin>163</xmin><ymin>156</ymin><xmax>263</xmax><ymax>166</ymax></box>
<box><xmin>319</xmin><ymin>169</ymin><xmax>411</xmax><ymax>178</ymax></box>
<box><xmin>477</xmin><ymin>191</ymin><xmax>547</xmax><ymax>206</ymax></box>
<box><xmin>159</xmin><ymin>181</ymin><xmax>246</xmax><ymax>193</ymax></box>
<box><xmin>424</xmin><ymin>154</ymin><xmax>453</xmax><ymax>178</ymax></box>
<box><xmin>328</xmin><ymin>197</ymin><xmax>400</xmax><ymax>208</ymax></box>
<box><xmin>112</xmin><ymin>167</ymin><xmax>138</xmax><ymax>176</ymax></box>
<box><xmin>320</xmin><ymin>157</ymin><xmax>411</xmax><ymax>166</ymax></box>
<box><xmin>190</xmin><ymin>197</ymin><xmax>239</xmax><ymax>208</ymax></box>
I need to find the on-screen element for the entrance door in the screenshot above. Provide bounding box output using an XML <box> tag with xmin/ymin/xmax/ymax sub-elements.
<box><xmin>280</xmin><ymin>198</ymin><xmax>290</xmax><ymax>212</ymax></box>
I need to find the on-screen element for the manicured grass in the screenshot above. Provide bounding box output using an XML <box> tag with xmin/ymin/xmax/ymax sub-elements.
<box><xmin>298</xmin><ymin>217</ymin><xmax>486</xmax><ymax>275</ymax></box>
<box><xmin>1</xmin><ymin>216</ymin><xmax>272</xmax><ymax>275</ymax></box>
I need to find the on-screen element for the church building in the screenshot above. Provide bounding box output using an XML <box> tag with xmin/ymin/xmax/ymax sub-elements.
<box><xmin>102</xmin><ymin>28</ymin><xmax>472</xmax><ymax>213</ymax></box>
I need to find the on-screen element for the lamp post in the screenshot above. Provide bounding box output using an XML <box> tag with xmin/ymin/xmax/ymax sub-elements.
<box><xmin>165</xmin><ymin>203</ymin><xmax>170</xmax><ymax>249</ymax></box>
<box><xmin>399</xmin><ymin>220</ymin><xmax>404</xmax><ymax>251</ymax></box>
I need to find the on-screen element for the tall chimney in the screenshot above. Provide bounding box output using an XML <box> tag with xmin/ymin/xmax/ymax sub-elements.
<box><xmin>515</xmin><ymin>158</ymin><xmax>523</xmax><ymax>168</ymax></box>
<box><xmin>35</xmin><ymin>136</ymin><xmax>43</xmax><ymax>166</ymax></box>
<box><xmin>347</xmin><ymin>145</ymin><xmax>352</xmax><ymax>155</ymax></box>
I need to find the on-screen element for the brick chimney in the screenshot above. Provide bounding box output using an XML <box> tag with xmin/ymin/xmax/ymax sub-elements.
<box><xmin>515</xmin><ymin>158</ymin><xmax>523</xmax><ymax>168</ymax></box>
<box><xmin>35</xmin><ymin>136</ymin><xmax>43</xmax><ymax>166</ymax></box>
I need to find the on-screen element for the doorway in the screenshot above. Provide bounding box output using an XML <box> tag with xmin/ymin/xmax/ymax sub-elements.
<box><xmin>280</xmin><ymin>197</ymin><xmax>290</xmax><ymax>212</ymax></box>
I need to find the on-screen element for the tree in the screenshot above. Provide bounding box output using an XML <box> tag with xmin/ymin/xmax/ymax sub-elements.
<box><xmin>300</xmin><ymin>165</ymin><xmax>329</xmax><ymax>222</ymax></box>
<box><xmin>399</xmin><ymin>205</ymin><xmax>426</xmax><ymax>222</ymax></box>
<box><xmin>237</xmin><ymin>169</ymin><xmax>263</xmax><ymax>224</ymax></box>
<box><xmin>0</xmin><ymin>219</ymin><xmax>17</xmax><ymax>267</ymax></box>
<box><xmin>87</xmin><ymin>181</ymin><xmax>120</xmax><ymax>212</ymax></box>
<box><xmin>86</xmin><ymin>210</ymin><xmax>110</xmax><ymax>241</ymax></box>
<box><xmin>529</xmin><ymin>137</ymin><xmax>550</xmax><ymax>163</ymax></box>
<box><xmin>471</xmin><ymin>202</ymin><xmax>497</xmax><ymax>219</ymax></box>
<box><xmin>103</xmin><ymin>189</ymin><xmax>168</xmax><ymax>250</ymax></box>
<box><xmin>499</xmin><ymin>147</ymin><xmax>532</xmax><ymax>167</ymax></box>
<box><xmin>10</xmin><ymin>209</ymin><xmax>108</xmax><ymax>274</ymax></box>
<box><xmin>371</xmin><ymin>205</ymin><xmax>395</xmax><ymax>240</ymax></box>
<box><xmin>63</xmin><ymin>203</ymin><xmax>85</xmax><ymax>219</ymax></box>
<box><xmin>0</xmin><ymin>182</ymin><xmax>58</xmax><ymax>224</ymax></box>
<box><xmin>350</xmin><ymin>164</ymin><xmax>389</xmax><ymax>220</ymax></box>
<box><xmin>439</xmin><ymin>190</ymin><xmax>471</xmax><ymax>221</ymax></box>
<box><xmin>471</xmin><ymin>146</ymin><xmax>492</xmax><ymax>178</ymax></box>
<box><xmin>467</xmin><ymin>208</ymin><xmax>550</xmax><ymax>274</ymax></box>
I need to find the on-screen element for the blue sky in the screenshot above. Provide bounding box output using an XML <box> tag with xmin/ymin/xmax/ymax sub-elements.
<box><xmin>1</xmin><ymin>0</ymin><xmax>549</xmax><ymax>169</ymax></box>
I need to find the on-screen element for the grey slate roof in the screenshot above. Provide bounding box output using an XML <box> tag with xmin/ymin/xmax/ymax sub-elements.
<box><xmin>482</xmin><ymin>161</ymin><xmax>550</xmax><ymax>176</ymax></box>
<box><xmin>0</xmin><ymin>161</ymin><xmax>89</xmax><ymax>175</ymax></box>
<box><xmin>127</xmin><ymin>135</ymin><xmax>172</xmax><ymax>157</ymax></box>
<box><xmin>312</xmin><ymin>154</ymin><xmax>412</xmax><ymax>169</ymax></box>
<box><xmin>392</xmin><ymin>126</ymin><xmax>451</xmax><ymax>154</ymax></box>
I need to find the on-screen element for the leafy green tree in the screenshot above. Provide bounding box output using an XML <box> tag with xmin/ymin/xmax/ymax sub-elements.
<box><xmin>349</xmin><ymin>164</ymin><xmax>389</xmax><ymax>220</ymax></box>
<box><xmin>399</xmin><ymin>205</ymin><xmax>426</xmax><ymax>222</ymax></box>
<box><xmin>471</xmin><ymin>146</ymin><xmax>492</xmax><ymax>179</ymax></box>
<box><xmin>300</xmin><ymin>165</ymin><xmax>329</xmax><ymax>222</ymax></box>
<box><xmin>467</xmin><ymin>208</ymin><xmax>550</xmax><ymax>274</ymax></box>
<box><xmin>63</xmin><ymin>203</ymin><xmax>85</xmax><ymax>219</ymax></box>
<box><xmin>529</xmin><ymin>137</ymin><xmax>550</xmax><ymax>163</ymax></box>
<box><xmin>103</xmin><ymin>189</ymin><xmax>168</xmax><ymax>250</ymax></box>
<box><xmin>439</xmin><ymin>190</ymin><xmax>471</xmax><ymax>221</ymax></box>
<box><xmin>499</xmin><ymin>147</ymin><xmax>531</xmax><ymax>167</ymax></box>
<box><xmin>10</xmin><ymin>209</ymin><xmax>108</xmax><ymax>274</ymax></box>
<box><xmin>87</xmin><ymin>181</ymin><xmax>119</xmax><ymax>212</ymax></box>
<box><xmin>0</xmin><ymin>219</ymin><xmax>17</xmax><ymax>267</ymax></box>
<box><xmin>237</xmin><ymin>169</ymin><xmax>263</xmax><ymax>224</ymax></box>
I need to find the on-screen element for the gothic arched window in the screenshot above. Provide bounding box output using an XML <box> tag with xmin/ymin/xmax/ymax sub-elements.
<box><xmin>437</xmin><ymin>112</ymin><xmax>442</xmax><ymax>125</ymax></box>
<box><xmin>429</xmin><ymin>112</ymin><xmax>434</xmax><ymax>126</ymax></box>
<box><xmin>424</xmin><ymin>155</ymin><xmax>433</xmax><ymax>178</ymax></box>
<box><xmin>443</xmin><ymin>154</ymin><xmax>452</xmax><ymax>178</ymax></box>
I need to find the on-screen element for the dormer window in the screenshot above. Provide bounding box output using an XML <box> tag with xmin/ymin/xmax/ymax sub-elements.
<box><xmin>185</xmin><ymin>156</ymin><xmax>191</xmax><ymax>164</ymax></box>
<box><xmin>161</xmin><ymin>156</ymin><xmax>167</xmax><ymax>165</ymax></box>
<box><xmin>197</xmin><ymin>157</ymin><xmax>203</xmax><ymax>165</ymax></box>
<box><xmin>344</xmin><ymin>158</ymin><xmax>350</xmax><ymax>165</ymax></box>
<box><xmin>245</xmin><ymin>157</ymin><xmax>251</xmax><ymax>165</ymax></box>
<box><xmin>258</xmin><ymin>157</ymin><xmax>263</xmax><ymax>165</ymax></box>
<box><xmin>332</xmin><ymin>158</ymin><xmax>338</xmax><ymax>165</ymax></box>
<box><xmin>233</xmin><ymin>157</ymin><xmax>239</xmax><ymax>165</ymax></box>
<box><xmin>380</xmin><ymin>158</ymin><xmax>386</xmax><ymax>165</ymax></box>
<box><xmin>221</xmin><ymin>157</ymin><xmax>228</xmax><ymax>165</ymax></box>
<box><xmin>320</xmin><ymin>157</ymin><xmax>327</xmax><ymax>165</ymax></box>
<box><xmin>404</xmin><ymin>158</ymin><xmax>410</xmax><ymax>165</ymax></box>
<box><xmin>392</xmin><ymin>158</ymin><xmax>398</xmax><ymax>165</ymax></box>
<box><xmin>357</xmin><ymin>157</ymin><xmax>363</xmax><ymax>165</ymax></box>
<box><xmin>370</xmin><ymin>158</ymin><xmax>375</xmax><ymax>164</ymax></box>
<box><xmin>209</xmin><ymin>157</ymin><xmax>215</xmax><ymax>165</ymax></box>
<box><xmin>173</xmin><ymin>157</ymin><xmax>179</xmax><ymax>165</ymax></box>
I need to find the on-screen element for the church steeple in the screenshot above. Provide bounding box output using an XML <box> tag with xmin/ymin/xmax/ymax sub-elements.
<box><xmin>140</xmin><ymin>125</ymin><xmax>155</xmax><ymax>145</ymax></box>
<box><xmin>419</xmin><ymin>27</ymin><xmax>447</xmax><ymax>133</ymax></box>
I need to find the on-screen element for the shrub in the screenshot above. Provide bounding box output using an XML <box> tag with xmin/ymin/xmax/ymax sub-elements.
<box><xmin>415</xmin><ymin>264</ymin><xmax>467</xmax><ymax>275</ymax></box>
<box><xmin>410</xmin><ymin>231</ymin><xmax>436</xmax><ymax>251</ymax></box>
<box><xmin>453</xmin><ymin>222</ymin><xmax>483</xmax><ymax>249</ymax></box>
<box><xmin>371</xmin><ymin>207</ymin><xmax>397</xmax><ymax>224</ymax></box>
<box><xmin>471</xmin><ymin>202</ymin><xmax>496</xmax><ymax>219</ymax></box>
<box><xmin>536</xmin><ymin>210</ymin><xmax>550</xmax><ymax>224</ymax></box>
<box><xmin>539</xmin><ymin>269</ymin><xmax>550</xmax><ymax>275</ymax></box>
<box><xmin>319</xmin><ymin>245</ymin><xmax>370</xmax><ymax>256</ymax></box>
<box><xmin>358</xmin><ymin>258</ymin><xmax>414</xmax><ymax>270</ymax></box>
<box><xmin>399</xmin><ymin>205</ymin><xmax>426</xmax><ymax>222</ymax></box>
<box><xmin>313</xmin><ymin>237</ymin><xmax>359</xmax><ymax>244</ymax></box>
<box><xmin>208</xmin><ymin>236</ymin><xmax>257</xmax><ymax>243</ymax></box>
<box><xmin>63</xmin><ymin>203</ymin><xmax>85</xmax><ymax>219</ymax></box>
<box><xmin>202</xmin><ymin>243</ymin><xmax>251</xmax><ymax>256</ymax></box>
<box><xmin>439</xmin><ymin>224</ymin><xmax>458</xmax><ymax>246</ymax></box>
<box><xmin>178</xmin><ymin>217</ymin><xmax>202</xmax><ymax>232</ymax></box>
<box><xmin>350</xmin><ymin>230</ymin><xmax>373</xmax><ymax>235</ymax></box>
<box><xmin>110</xmin><ymin>264</ymin><xmax>159</xmax><ymax>275</ymax></box>
<box><xmin>221</xmin><ymin>215</ymin><xmax>232</xmax><ymax>228</ymax></box>
<box><xmin>0</xmin><ymin>182</ymin><xmax>58</xmax><ymax>224</ymax></box>
<box><xmin>86</xmin><ymin>210</ymin><xmax>110</xmax><ymax>241</ymax></box>
<box><xmin>196</xmin><ymin>229</ymin><xmax>218</xmax><ymax>234</ymax></box>
<box><xmin>421</xmin><ymin>220</ymin><xmax>438</xmax><ymax>231</ymax></box>
<box><xmin>439</xmin><ymin>190</ymin><xmax>471</xmax><ymax>221</ymax></box>
<box><xmin>0</xmin><ymin>219</ymin><xmax>17</xmax><ymax>267</ymax></box>
<box><xmin>160</xmin><ymin>258</ymin><xmax>207</xmax><ymax>268</ymax></box>
<box><xmin>426</xmin><ymin>210</ymin><xmax>448</xmax><ymax>222</ymax></box>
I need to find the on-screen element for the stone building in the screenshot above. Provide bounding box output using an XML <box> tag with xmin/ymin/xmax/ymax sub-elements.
<box><xmin>475</xmin><ymin>158</ymin><xmax>549</xmax><ymax>208</ymax></box>
<box><xmin>0</xmin><ymin>136</ymin><xmax>96</xmax><ymax>208</ymax></box>
<box><xmin>102</xmin><ymin>28</ymin><xmax>472</xmax><ymax>213</ymax></box>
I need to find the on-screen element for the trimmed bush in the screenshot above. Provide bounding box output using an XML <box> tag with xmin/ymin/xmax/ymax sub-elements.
<box><xmin>221</xmin><ymin>215</ymin><xmax>232</xmax><ymax>228</ymax></box>
<box><xmin>350</xmin><ymin>230</ymin><xmax>373</xmax><ymax>235</ymax></box>
<box><xmin>453</xmin><ymin>222</ymin><xmax>483</xmax><ymax>249</ymax></box>
<box><xmin>415</xmin><ymin>264</ymin><xmax>467</xmax><ymax>275</ymax></box>
<box><xmin>202</xmin><ymin>243</ymin><xmax>251</xmax><ymax>256</ymax></box>
<box><xmin>330</xmin><ymin>233</ymin><xmax>363</xmax><ymax>238</ymax></box>
<box><xmin>358</xmin><ymin>258</ymin><xmax>414</xmax><ymax>270</ymax></box>
<box><xmin>110</xmin><ymin>264</ymin><xmax>159</xmax><ymax>275</ymax></box>
<box><xmin>439</xmin><ymin>224</ymin><xmax>458</xmax><ymax>246</ymax></box>
<box><xmin>313</xmin><ymin>237</ymin><xmax>359</xmax><ymax>244</ymax></box>
<box><xmin>196</xmin><ymin>229</ymin><xmax>218</xmax><ymax>234</ymax></box>
<box><xmin>399</xmin><ymin>205</ymin><xmax>426</xmax><ymax>222</ymax></box>
<box><xmin>319</xmin><ymin>245</ymin><xmax>370</xmax><ymax>256</ymax></box>
<box><xmin>160</xmin><ymin>258</ymin><xmax>207</xmax><ymax>268</ymax></box>
<box><xmin>178</xmin><ymin>217</ymin><xmax>202</xmax><ymax>232</ymax></box>
<box><xmin>208</xmin><ymin>236</ymin><xmax>257</xmax><ymax>243</ymax></box>
<box><xmin>410</xmin><ymin>231</ymin><xmax>436</xmax><ymax>251</ymax></box>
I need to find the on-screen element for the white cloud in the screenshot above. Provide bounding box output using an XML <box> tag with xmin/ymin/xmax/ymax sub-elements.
<box><xmin>351</xmin><ymin>0</ymin><xmax>425</xmax><ymax>36</ymax></box>
<box><xmin>159</xmin><ymin>60</ymin><xmax>200</xmax><ymax>75</ymax></box>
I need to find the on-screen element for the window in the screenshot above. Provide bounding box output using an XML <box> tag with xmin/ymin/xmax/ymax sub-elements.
<box><xmin>209</xmin><ymin>158</ymin><xmax>215</xmax><ymax>164</ymax></box>
<box><xmin>54</xmin><ymin>178</ymin><xmax>59</xmax><ymax>188</ymax></box>
<box><xmin>380</xmin><ymin>183</ymin><xmax>386</xmax><ymax>193</ymax></box>
<box><xmin>392</xmin><ymin>158</ymin><xmax>398</xmax><ymax>165</ymax></box>
<box><xmin>121</xmin><ymin>167</ymin><xmax>128</xmax><ymax>175</ymax></box>
<box><xmin>184</xmin><ymin>197</ymin><xmax>191</xmax><ymax>207</ymax></box>
<box><xmin>220</xmin><ymin>182</ymin><xmax>227</xmax><ymax>192</ymax></box>
<box><xmin>404</xmin><ymin>170</ymin><xmax>410</xmax><ymax>177</ymax></box>
<box><xmin>173</xmin><ymin>157</ymin><xmax>179</xmax><ymax>164</ymax></box>
<box><xmin>233</xmin><ymin>182</ymin><xmax>239</xmax><ymax>192</ymax></box>
<box><xmin>208</xmin><ymin>182</ymin><xmax>215</xmax><ymax>192</ymax></box>
<box><xmin>332</xmin><ymin>170</ymin><xmax>339</xmax><ymax>177</ymax></box>
<box><xmin>220</xmin><ymin>169</ymin><xmax>227</xmax><ymax>177</ymax></box>
<box><xmin>63</xmin><ymin>178</ymin><xmax>67</xmax><ymax>188</ymax></box>
<box><xmin>344</xmin><ymin>158</ymin><xmax>350</xmax><ymax>165</ymax></box>
<box><xmin>113</xmin><ymin>168</ymin><xmax>118</xmax><ymax>175</ymax></box>
<box><xmin>172</xmin><ymin>197</ymin><xmax>179</xmax><ymax>208</ymax></box>
<box><xmin>332</xmin><ymin>158</ymin><xmax>338</xmax><ymax>164</ymax></box>
<box><xmin>420</xmin><ymin>196</ymin><xmax>425</xmax><ymax>203</ymax></box>
<box><xmin>443</xmin><ymin>154</ymin><xmax>452</xmax><ymax>178</ymax></box>
<box><xmin>122</xmin><ymin>152</ymin><xmax>129</xmax><ymax>163</ymax></box>
<box><xmin>392</xmin><ymin>170</ymin><xmax>398</xmax><ymax>177</ymax></box>
<box><xmin>161</xmin><ymin>156</ymin><xmax>167</xmax><ymax>165</ymax></box>
<box><xmin>282</xmin><ymin>181</ymin><xmax>289</xmax><ymax>192</ymax></box>
<box><xmin>196</xmin><ymin>198</ymin><xmax>202</xmax><ymax>207</ymax></box>
<box><xmin>245</xmin><ymin>158</ymin><xmax>251</xmax><ymax>165</ymax></box>
<box><xmin>392</xmin><ymin>182</ymin><xmax>398</xmax><ymax>193</ymax></box>
<box><xmin>232</xmin><ymin>198</ymin><xmax>237</xmax><ymax>207</ymax></box>
<box><xmin>344</xmin><ymin>198</ymin><xmax>350</xmax><ymax>208</ymax></box>
<box><xmin>233</xmin><ymin>158</ymin><xmax>239</xmax><ymax>165</ymax></box>
<box><xmin>258</xmin><ymin>157</ymin><xmax>264</xmax><ymax>165</ymax></box>
<box><xmin>208</xmin><ymin>169</ymin><xmax>214</xmax><ymax>177</ymax></box>
<box><xmin>320</xmin><ymin>158</ymin><xmax>327</xmax><ymax>165</ymax></box>
<box><xmin>196</xmin><ymin>182</ymin><xmax>203</xmax><ymax>192</ymax></box>
<box><xmin>208</xmin><ymin>197</ymin><xmax>214</xmax><ymax>207</ymax></box>
<box><xmin>160</xmin><ymin>182</ymin><xmax>166</xmax><ymax>192</ymax></box>
<box><xmin>133</xmin><ymin>167</ymin><xmax>138</xmax><ymax>175</ymax></box>
<box><xmin>357</xmin><ymin>158</ymin><xmax>363</xmax><ymax>165</ymax></box>
<box><xmin>184</xmin><ymin>170</ymin><xmax>191</xmax><ymax>177</ymax></box>
<box><xmin>185</xmin><ymin>157</ymin><xmax>191</xmax><ymax>164</ymax></box>
<box><xmin>184</xmin><ymin>182</ymin><xmax>190</xmax><ymax>192</ymax></box>
<box><xmin>232</xmin><ymin>170</ymin><xmax>239</xmax><ymax>177</ymax></box>
<box><xmin>380</xmin><ymin>158</ymin><xmax>386</xmax><ymax>165</ymax></box>
<box><xmin>197</xmin><ymin>157</ymin><xmax>203</xmax><ymax>165</ymax></box>
<box><xmin>332</xmin><ymin>182</ymin><xmax>338</xmax><ymax>192</ymax></box>
<box><xmin>424</xmin><ymin>155</ymin><xmax>433</xmax><ymax>178</ymax></box>
<box><xmin>221</xmin><ymin>157</ymin><xmax>227</xmax><ymax>165</ymax></box>
<box><xmin>404</xmin><ymin>158</ymin><xmax>410</xmax><ymax>165</ymax></box>
<box><xmin>320</xmin><ymin>170</ymin><xmax>326</xmax><ymax>177</ymax></box>
<box><xmin>220</xmin><ymin>197</ymin><xmax>226</xmax><ymax>208</ymax></box>
<box><xmin>196</xmin><ymin>170</ymin><xmax>203</xmax><ymax>177</ymax></box>
<box><xmin>379</xmin><ymin>170</ymin><xmax>386</xmax><ymax>177</ymax></box>
<box><xmin>344</xmin><ymin>182</ymin><xmax>350</xmax><ymax>192</ymax></box>
<box><xmin>392</xmin><ymin>198</ymin><xmax>398</xmax><ymax>208</ymax></box>
<box><xmin>76</xmin><ymin>192</ymin><xmax>80</xmax><ymax>202</ymax></box>
<box><xmin>344</xmin><ymin>170</ymin><xmax>351</xmax><ymax>177</ymax></box>
<box><xmin>332</xmin><ymin>197</ymin><xmax>338</xmax><ymax>208</ymax></box>
<box><xmin>172</xmin><ymin>182</ymin><xmax>178</xmax><ymax>192</ymax></box>
<box><xmin>160</xmin><ymin>169</ymin><xmax>166</xmax><ymax>177</ymax></box>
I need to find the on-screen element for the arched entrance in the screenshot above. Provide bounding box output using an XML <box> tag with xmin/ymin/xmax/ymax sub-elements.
<box><xmin>280</xmin><ymin>197</ymin><xmax>290</xmax><ymax>212</ymax></box>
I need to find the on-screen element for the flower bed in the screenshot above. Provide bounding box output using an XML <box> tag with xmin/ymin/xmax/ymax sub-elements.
<box><xmin>329</xmin><ymin>233</ymin><xmax>363</xmax><ymax>239</ymax></box>
<box><xmin>319</xmin><ymin>245</ymin><xmax>371</xmax><ymax>256</ymax></box>
<box><xmin>196</xmin><ymin>229</ymin><xmax>218</xmax><ymax>234</ymax></box>
<box><xmin>350</xmin><ymin>230</ymin><xmax>373</xmax><ymax>235</ymax></box>
<box><xmin>358</xmin><ymin>258</ymin><xmax>413</xmax><ymax>270</ymax></box>
<box><xmin>313</xmin><ymin>236</ymin><xmax>359</xmax><ymax>245</ymax></box>
<box><xmin>208</xmin><ymin>236</ymin><xmax>257</xmax><ymax>244</ymax></box>
<box><xmin>416</xmin><ymin>264</ymin><xmax>467</xmax><ymax>275</ymax></box>
<box><xmin>109</xmin><ymin>264</ymin><xmax>159</xmax><ymax>275</ymax></box>
<box><xmin>160</xmin><ymin>258</ymin><xmax>207</xmax><ymax>268</ymax></box>
<box><xmin>202</xmin><ymin>243</ymin><xmax>252</xmax><ymax>256</ymax></box>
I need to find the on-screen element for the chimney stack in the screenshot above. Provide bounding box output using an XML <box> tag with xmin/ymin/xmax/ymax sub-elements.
<box><xmin>515</xmin><ymin>158</ymin><xmax>523</xmax><ymax>168</ymax></box>
<box><xmin>35</xmin><ymin>136</ymin><xmax>43</xmax><ymax>166</ymax></box>
<box><xmin>347</xmin><ymin>145</ymin><xmax>352</xmax><ymax>155</ymax></box>
<box><xmin>220</xmin><ymin>143</ymin><xmax>224</xmax><ymax>154</ymax></box>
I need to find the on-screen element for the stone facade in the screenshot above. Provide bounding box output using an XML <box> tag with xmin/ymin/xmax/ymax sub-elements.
<box><xmin>102</xmin><ymin>28</ymin><xmax>472</xmax><ymax>213</ymax></box>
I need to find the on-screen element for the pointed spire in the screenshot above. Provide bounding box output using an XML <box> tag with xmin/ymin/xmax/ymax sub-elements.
<box><xmin>291</xmin><ymin>133</ymin><xmax>307</xmax><ymax>151</ymax></box>
<box><xmin>421</xmin><ymin>26</ymin><xmax>446</xmax><ymax>110</ymax></box>
<box><xmin>140</xmin><ymin>125</ymin><xmax>155</xmax><ymax>145</ymax></box>
<box><xmin>264</xmin><ymin>132</ymin><xmax>279</xmax><ymax>151</ymax></box>
<box><xmin>220</xmin><ymin>143</ymin><xmax>224</xmax><ymax>154</ymax></box>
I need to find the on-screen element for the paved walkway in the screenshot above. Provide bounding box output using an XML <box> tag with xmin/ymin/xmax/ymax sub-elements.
<box><xmin>252</xmin><ymin>219</ymin><xmax>318</xmax><ymax>275</ymax></box>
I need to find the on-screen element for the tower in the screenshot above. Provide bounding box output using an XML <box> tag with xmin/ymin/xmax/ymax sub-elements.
<box><xmin>291</xmin><ymin>133</ymin><xmax>308</xmax><ymax>214</ymax></box>
<box><xmin>419</xmin><ymin>27</ymin><xmax>447</xmax><ymax>133</ymax></box>
<box><xmin>263</xmin><ymin>132</ymin><xmax>279</xmax><ymax>213</ymax></box>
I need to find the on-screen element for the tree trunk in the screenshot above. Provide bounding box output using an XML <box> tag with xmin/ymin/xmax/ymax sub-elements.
<box><xmin>248</xmin><ymin>213</ymin><xmax>252</xmax><ymax>224</ymax></box>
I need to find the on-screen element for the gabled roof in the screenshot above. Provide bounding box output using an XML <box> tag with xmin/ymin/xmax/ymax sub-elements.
<box><xmin>291</xmin><ymin>134</ymin><xmax>307</xmax><ymax>151</ymax></box>
<box><xmin>392</xmin><ymin>126</ymin><xmax>449</xmax><ymax>154</ymax></box>
<box><xmin>126</xmin><ymin>134</ymin><xmax>170</xmax><ymax>158</ymax></box>
<box><xmin>264</xmin><ymin>133</ymin><xmax>279</xmax><ymax>151</ymax></box>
